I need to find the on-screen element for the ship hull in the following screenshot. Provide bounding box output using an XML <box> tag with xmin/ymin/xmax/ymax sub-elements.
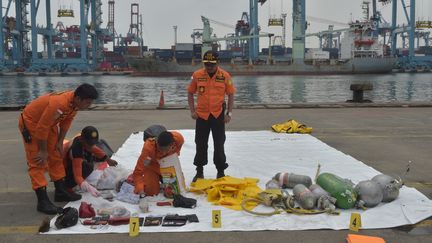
<box><xmin>128</xmin><ymin>57</ymin><xmax>396</xmax><ymax>76</ymax></box>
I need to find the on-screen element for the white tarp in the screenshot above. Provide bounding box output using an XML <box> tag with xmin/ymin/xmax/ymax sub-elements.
<box><xmin>46</xmin><ymin>130</ymin><xmax>432</xmax><ymax>234</ymax></box>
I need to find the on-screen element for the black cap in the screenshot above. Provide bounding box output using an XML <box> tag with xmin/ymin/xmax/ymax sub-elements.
<box><xmin>202</xmin><ymin>50</ymin><xmax>218</xmax><ymax>63</ymax></box>
<box><xmin>81</xmin><ymin>126</ymin><xmax>99</xmax><ymax>145</ymax></box>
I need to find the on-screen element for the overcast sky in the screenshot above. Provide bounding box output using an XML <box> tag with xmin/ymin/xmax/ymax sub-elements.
<box><xmin>113</xmin><ymin>0</ymin><xmax>432</xmax><ymax>48</ymax></box>
<box><xmin>6</xmin><ymin>0</ymin><xmax>432</xmax><ymax>49</ymax></box>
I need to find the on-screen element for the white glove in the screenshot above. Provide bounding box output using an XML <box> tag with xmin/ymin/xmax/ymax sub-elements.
<box><xmin>80</xmin><ymin>181</ymin><xmax>100</xmax><ymax>197</ymax></box>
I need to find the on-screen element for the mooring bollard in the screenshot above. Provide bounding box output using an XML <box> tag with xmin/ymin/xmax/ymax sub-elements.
<box><xmin>348</xmin><ymin>84</ymin><xmax>373</xmax><ymax>103</ymax></box>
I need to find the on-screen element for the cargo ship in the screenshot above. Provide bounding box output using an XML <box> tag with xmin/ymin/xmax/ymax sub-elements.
<box><xmin>127</xmin><ymin>19</ymin><xmax>396</xmax><ymax>77</ymax></box>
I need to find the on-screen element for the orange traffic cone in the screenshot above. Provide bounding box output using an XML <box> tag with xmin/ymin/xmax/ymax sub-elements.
<box><xmin>158</xmin><ymin>90</ymin><xmax>165</xmax><ymax>109</ymax></box>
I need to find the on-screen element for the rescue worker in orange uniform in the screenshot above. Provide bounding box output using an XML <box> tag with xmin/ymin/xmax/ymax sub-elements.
<box><xmin>18</xmin><ymin>83</ymin><xmax>98</xmax><ymax>214</ymax></box>
<box><xmin>133</xmin><ymin>131</ymin><xmax>184</xmax><ymax>196</ymax></box>
<box><xmin>187</xmin><ymin>50</ymin><xmax>236</xmax><ymax>182</ymax></box>
<box><xmin>63</xmin><ymin>126</ymin><xmax>118</xmax><ymax>197</ymax></box>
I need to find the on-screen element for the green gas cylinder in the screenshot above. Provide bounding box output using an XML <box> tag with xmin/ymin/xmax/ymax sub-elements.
<box><xmin>316</xmin><ymin>173</ymin><xmax>357</xmax><ymax>209</ymax></box>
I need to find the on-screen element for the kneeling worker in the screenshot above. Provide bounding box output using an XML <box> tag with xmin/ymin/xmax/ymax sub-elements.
<box><xmin>133</xmin><ymin>130</ymin><xmax>184</xmax><ymax>196</ymax></box>
<box><xmin>63</xmin><ymin>126</ymin><xmax>118</xmax><ymax>197</ymax></box>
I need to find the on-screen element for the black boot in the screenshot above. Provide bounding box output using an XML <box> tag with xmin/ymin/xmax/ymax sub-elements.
<box><xmin>192</xmin><ymin>166</ymin><xmax>204</xmax><ymax>182</ymax></box>
<box><xmin>216</xmin><ymin>163</ymin><xmax>228</xmax><ymax>179</ymax></box>
<box><xmin>54</xmin><ymin>179</ymin><xmax>82</xmax><ymax>202</ymax></box>
<box><xmin>35</xmin><ymin>187</ymin><xmax>62</xmax><ymax>215</ymax></box>
<box><xmin>216</xmin><ymin>170</ymin><xmax>225</xmax><ymax>179</ymax></box>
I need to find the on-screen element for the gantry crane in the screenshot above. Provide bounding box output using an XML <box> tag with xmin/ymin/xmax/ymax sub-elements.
<box><xmin>201</xmin><ymin>16</ymin><xmax>270</xmax><ymax>63</ymax></box>
<box><xmin>0</xmin><ymin>0</ymin><xmax>116</xmax><ymax>72</ymax></box>
<box><xmin>200</xmin><ymin>0</ymin><xmax>306</xmax><ymax>64</ymax></box>
<box><xmin>387</xmin><ymin>0</ymin><xmax>432</xmax><ymax>70</ymax></box>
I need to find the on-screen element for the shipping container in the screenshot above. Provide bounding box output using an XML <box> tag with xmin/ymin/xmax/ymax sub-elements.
<box><xmin>143</xmin><ymin>51</ymin><xmax>154</xmax><ymax>57</ymax></box>
<box><xmin>66</xmin><ymin>52</ymin><xmax>80</xmax><ymax>58</ymax></box>
<box><xmin>271</xmin><ymin>45</ymin><xmax>284</xmax><ymax>50</ymax></box>
<box><xmin>231</xmin><ymin>47</ymin><xmax>242</xmax><ymax>52</ymax></box>
<box><xmin>55</xmin><ymin>51</ymin><xmax>65</xmax><ymax>58</ymax></box>
<box><xmin>104</xmin><ymin>56</ymin><xmax>125</xmax><ymax>62</ymax></box>
<box><xmin>175</xmin><ymin>43</ymin><xmax>194</xmax><ymax>51</ymax></box>
<box><xmin>193</xmin><ymin>44</ymin><xmax>202</xmax><ymax>57</ymax></box>
<box><xmin>114</xmin><ymin>46</ymin><xmax>127</xmax><ymax>53</ymax></box>
<box><xmin>305</xmin><ymin>49</ymin><xmax>330</xmax><ymax>60</ymax></box>
<box><xmin>417</xmin><ymin>46</ymin><xmax>432</xmax><ymax>55</ymax></box>
<box><xmin>126</xmin><ymin>46</ymin><xmax>142</xmax><ymax>56</ymax></box>
<box><xmin>155</xmin><ymin>49</ymin><xmax>173</xmax><ymax>59</ymax></box>
<box><xmin>193</xmin><ymin>44</ymin><xmax>203</xmax><ymax>51</ymax></box>
<box><xmin>218</xmin><ymin>50</ymin><xmax>232</xmax><ymax>60</ymax></box>
<box><xmin>322</xmin><ymin>48</ymin><xmax>339</xmax><ymax>59</ymax></box>
<box><xmin>175</xmin><ymin>50</ymin><xmax>193</xmax><ymax>59</ymax></box>
<box><xmin>271</xmin><ymin>47</ymin><xmax>285</xmax><ymax>56</ymax></box>
<box><xmin>232</xmin><ymin>51</ymin><xmax>243</xmax><ymax>58</ymax></box>
<box><xmin>100</xmin><ymin>62</ymin><xmax>112</xmax><ymax>69</ymax></box>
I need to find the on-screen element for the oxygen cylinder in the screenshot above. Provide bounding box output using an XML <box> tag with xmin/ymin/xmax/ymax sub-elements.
<box><xmin>316</xmin><ymin>195</ymin><xmax>337</xmax><ymax>211</ymax></box>
<box><xmin>265</xmin><ymin>179</ymin><xmax>280</xmax><ymax>190</ymax></box>
<box><xmin>274</xmin><ymin>172</ymin><xmax>312</xmax><ymax>189</ymax></box>
<box><xmin>309</xmin><ymin>184</ymin><xmax>330</xmax><ymax>200</ymax></box>
<box><xmin>293</xmin><ymin>184</ymin><xmax>316</xmax><ymax>209</ymax></box>
<box><xmin>309</xmin><ymin>184</ymin><xmax>336</xmax><ymax>211</ymax></box>
<box><xmin>371</xmin><ymin>174</ymin><xmax>403</xmax><ymax>202</ymax></box>
<box><xmin>316</xmin><ymin>173</ymin><xmax>357</xmax><ymax>209</ymax></box>
<box><xmin>354</xmin><ymin>180</ymin><xmax>383</xmax><ymax>208</ymax></box>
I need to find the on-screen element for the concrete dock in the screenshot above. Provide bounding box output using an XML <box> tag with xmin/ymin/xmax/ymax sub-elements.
<box><xmin>0</xmin><ymin>106</ymin><xmax>431</xmax><ymax>242</ymax></box>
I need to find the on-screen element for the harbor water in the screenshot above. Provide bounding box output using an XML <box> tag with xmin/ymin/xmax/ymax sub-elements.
<box><xmin>1</xmin><ymin>73</ymin><xmax>432</xmax><ymax>106</ymax></box>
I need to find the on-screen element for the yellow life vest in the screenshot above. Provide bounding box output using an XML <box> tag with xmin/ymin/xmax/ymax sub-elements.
<box><xmin>190</xmin><ymin>176</ymin><xmax>263</xmax><ymax>211</ymax></box>
<box><xmin>271</xmin><ymin>119</ymin><xmax>313</xmax><ymax>134</ymax></box>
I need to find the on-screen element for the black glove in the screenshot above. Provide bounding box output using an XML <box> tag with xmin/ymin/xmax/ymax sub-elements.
<box><xmin>172</xmin><ymin>194</ymin><xmax>197</xmax><ymax>208</ymax></box>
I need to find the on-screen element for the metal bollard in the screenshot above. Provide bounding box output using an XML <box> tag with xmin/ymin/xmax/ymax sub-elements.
<box><xmin>348</xmin><ymin>84</ymin><xmax>373</xmax><ymax>103</ymax></box>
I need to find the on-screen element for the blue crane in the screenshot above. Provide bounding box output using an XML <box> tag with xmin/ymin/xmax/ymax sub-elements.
<box><xmin>388</xmin><ymin>0</ymin><xmax>432</xmax><ymax>71</ymax></box>
<box><xmin>247</xmin><ymin>0</ymin><xmax>306</xmax><ymax>63</ymax></box>
<box><xmin>0</xmin><ymin>0</ymin><xmax>114</xmax><ymax>73</ymax></box>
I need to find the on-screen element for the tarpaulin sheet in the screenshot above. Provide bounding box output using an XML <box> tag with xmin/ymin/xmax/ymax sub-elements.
<box><xmin>46</xmin><ymin>130</ymin><xmax>432</xmax><ymax>234</ymax></box>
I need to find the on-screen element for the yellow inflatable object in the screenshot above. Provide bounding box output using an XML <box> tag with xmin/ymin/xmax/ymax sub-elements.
<box><xmin>271</xmin><ymin>119</ymin><xmax>313</xmax><ymax>134</ymax></box>
<box><xmin>190</xmin><ymin>176</ymin><xmax>263</xmax><ymax>211</ymax></box>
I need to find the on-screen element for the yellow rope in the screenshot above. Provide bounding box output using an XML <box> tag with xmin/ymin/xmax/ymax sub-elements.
<box><xmin>240</xmin><ymin>198</ymin><xmax>281</xmax><ymax>216</ymax></box>
<box><xmin>241</xmin><ymin>197</ymin><xmax>340</xmax><ymax>216</ymax></box>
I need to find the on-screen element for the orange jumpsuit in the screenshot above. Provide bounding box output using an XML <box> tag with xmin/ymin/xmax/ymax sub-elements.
<box><xmin>188</xmin><ymin>67</ymin><xmax>236</xmax><ymax>120</ymax></box>
<box><xmin>18</xmin><ymin>91</ymin><xmax>77</xmax><ymax>190</ymax></box>
<box><xmin>133</xmin><ymin>131</ymin><xmax>184</xmax><ymax>196</ymax></box>
<box><xmin>63</xmin><ymin>137</ymin><xmax>107</xmax><ymax>187</ymax></box>
<box><xmin>187</xmin><ymin>67</ymin><xmax>236</xmax><ymax>170</ymax></box>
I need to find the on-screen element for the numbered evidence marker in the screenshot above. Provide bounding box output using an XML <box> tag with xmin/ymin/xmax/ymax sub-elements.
<box><xmin>212</xmin><ymin>210</ymin><xmax>221</xmax><ymax>228</ymax></box>
<box><xmin>129</xmin><ymin>216</ymin><xmax>140</xmax><ymax>237</ymax></box>
<box><xmin>349</xmin><ymin>212</ymin><xmax>362</xmax><ymax>232</ymax></box>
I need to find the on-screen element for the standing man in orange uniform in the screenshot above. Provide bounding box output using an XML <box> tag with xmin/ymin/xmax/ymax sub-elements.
<box><xmin>18</xmin><ymin>83</ymin><xmax>98</xmax><ymax>214</ymax></box>
<box><xmin>133</xmin><ymin>131</ymin><xmax>184</xmax><ymax>196</ymax></box>
<box><xmin>187</xmin><ymin>50</ymin><xmax>236</xmax><ymax>182</ymax></box>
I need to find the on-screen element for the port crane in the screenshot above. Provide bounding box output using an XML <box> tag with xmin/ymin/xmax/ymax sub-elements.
<box><xmin>0</xmin><ymin>0</ymin><xmax>144</xmax><ymax>72</ymax></box>
<box><xmin>386</xmin><ymin>0</ymin><xmax>432</xmax><ymax>70</ymax></box>
<box><xmin>201</xmin><ymin>16</ymin><xmax>272</xmax><ymax>64</ymax></box>
<box><xmin>0</xmin><ymin>0</ymin><xmax>117</xmax><ymax>72</ymax></box>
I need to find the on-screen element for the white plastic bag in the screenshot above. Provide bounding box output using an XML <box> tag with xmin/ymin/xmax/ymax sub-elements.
<box><xmin>96</xmin><ymin>165</ymin><xmax>129</xmax><ymax>190</ymax></box>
